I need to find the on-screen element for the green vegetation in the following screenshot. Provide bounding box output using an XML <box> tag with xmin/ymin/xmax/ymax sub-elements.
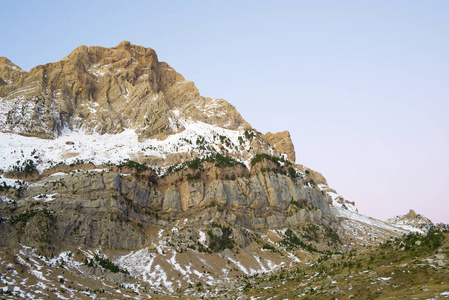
<box><xmin>0</xmin><ymin>181</ymin><xmax>12</xmax><ymax>191</ymax></box>
<box><xmin>211</xmin><ymin>153</ymin><xmax>244</xmax><ymax>168</ymax></box>
<box><xmin>85</xmin><ymin>254</ymin><xmax>129</xmax><ymax>274</ymax></box>
<box><xmin>69</xmin><ymin>158</ymin><xmax>93</xmax><ymax>166</ymax></box>
<box><xmin>383</xmin><ymin>228</ymin><xmax>446</xmax><ymax>252</ymax></box>
<box><xmin>288</xmin><ymin>166</ymin><xmax>298</xmax><ymax>178</ymax></box>
<box><xmin>244</xmin><ymin>129</ymin><xmax>255</xmax><ymax>141</ymax></box>
<box><xmin>166</xmin><ymin>153</ymin><xmax>245</xmax><ymax>176</ymax></box>
<box><xmin>279</xmin><ymin>229</ymin><xmax>319</xmax><ymax>253</ymax></box>
<box><xmin>10</xmin><ymin>209</ymin><xmax>55</xmax><ymax>226</ymax></box>
<box><xmin>196</xmin><ymin>136</ymin><xmax>206</xmax><ymax>145</ymax></box>
<box><xmin>324</xmin><ymin>226</ymin><xmax>342</xmax><ymax>246</ymax></box>
<box><xmin>241</xmin><ymin>229</ymin><xmax>448</xmax><ymax>299</ymax></box>
<box><xmin>262</xmin><ymin>243</ymin><xmax>276</xmax><ymax>251</ymax></box>
<box><xmin>117</xmin><ymin>159</ymin><xmax>149</xmax><ymax>173</ymax></box>
<box><xmin>11</xmin><ymin>159</ymin><xmax>37</xmax><ymax>175</ymax></box>
<box><xmin>260</xmin><ymin>167</ymin><xmax>288</xmax><ymax>176</ymax></box>
<box><xmin>289</xmin><ymin>199</ymin><xmax>317</xmax><ymax>211</ymax></box>
<box><xmin>302</xmin><ymin>224</ymin><xmax>319</xmax><ymax>241</ymax></box>
<box><xmin>250</xmin><ymin>154</ymin><xmax>300</xmax><ymax>179</ymax></box>
<box><xmin>186</xmin><ymin>171</ymin><xmax>201</xmax><ymax>181</ymax></box>
<box><xmin>207</xmin><ymin>222</ymin><xmax>234</xmax><ymax>252</ymax></box>
<box><xmin>251</xmin><ymin>154</ymin><xmax>281</xmax><ymax>167</ymax></box>
<box><xmin>218</xmin><ymin>135</ymin><xmax>234</xmax><ymax>149</ymax></box>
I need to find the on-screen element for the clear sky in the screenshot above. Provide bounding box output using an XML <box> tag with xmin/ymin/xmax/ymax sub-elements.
<box><xmin>1</xmin><ymin>0</ymin><xmax>448</xmax><ymax>223</ymax></box>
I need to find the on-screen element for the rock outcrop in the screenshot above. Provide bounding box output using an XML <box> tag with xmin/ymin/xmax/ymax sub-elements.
<box><xmin>0</xmin><ymin>42</ymin><xmax>350</xmax><ymax>259</ymax></box>
<box><xmin>387</xmin><ymin>209</ymin><xmax>435</xmax><ymax>232</ymax></box>
<box><xmin>0</xmin><ymin>163</ymin><xmax>335</xmax><ymax>252</ymax></box>
<box><xmin>0</xmin><ymin>57</ymin><xmax>25</xmax><ymax>84</ymax></box>
<box><xmin>2</xmin><ymin>41</ymin><xmax>444</xmax><ymax>300</ymax></box>
<box><xmin>0</xmin><ymin>41</ymin><xmax>250</xmax><ymax>139</ymax></box>
<box><xmin>262</xmin><ymin>131</ymin><xmax>296</xmax><ymax>162</ymax></box>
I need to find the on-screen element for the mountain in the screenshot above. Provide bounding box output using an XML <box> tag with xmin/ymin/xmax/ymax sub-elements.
<box><xmin>387</xmin><ymin>209</ymin><xmax>448</xmax><ymax>233</ymax></box>
<box><xmin>0</xmin><ymin>41</ymin><xmax>249</xmax><ymax>140</ymax></box>
<box><xmin>0</xmin><ymin>42</ymin><xmax>447</xmax><ymax>299</ymax></box>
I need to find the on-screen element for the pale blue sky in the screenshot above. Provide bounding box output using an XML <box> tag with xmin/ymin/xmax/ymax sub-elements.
<box><xmin>1</xmin><ymin>0</ymin><xmax>448</xmax><ymax>223</ymax></box>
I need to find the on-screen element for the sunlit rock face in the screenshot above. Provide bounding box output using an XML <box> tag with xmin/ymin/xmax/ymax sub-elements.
<box><xmin>0</xmin><ymin>41</ymin><xmax>249</xmax><ymax>139</ymax></box>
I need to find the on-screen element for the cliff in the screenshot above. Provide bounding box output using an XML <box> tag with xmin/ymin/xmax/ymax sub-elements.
<box><xmin>1</xmin><ymin>42</ymin><xmax>442</xmax><ymax>299</ymax></box>
<box><xmin>0</xmin><ymin>41</ymin><xmax>249</xmax><ymax>139</ymax></box>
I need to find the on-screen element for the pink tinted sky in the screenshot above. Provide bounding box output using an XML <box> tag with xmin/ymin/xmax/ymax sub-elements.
<box><xmin>1</xmin><ymin>0</ymin><xmax>448</xmax><ymax>223</ymax></box>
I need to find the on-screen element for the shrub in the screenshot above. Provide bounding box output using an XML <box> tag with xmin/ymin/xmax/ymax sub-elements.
<box><xmin>0</xmin><ymin>182</ymin><xmax>11</xmax><ymax>192</ymax></box>
<box><xmin>11</xmin><ymin>159</ymin><xmax>37</xmax><ymax>175</ymax></box>
<box><xmin>10</xmin><ymin>209</ymin><xmax>55</xmax><ymax>226</ymax></box>
<box><xmin>250</xmin><ymin>154</ymin><xmax>281</xmax><ymax>167</ymax></box>
<box><xmin>186</xmin><ymin>172</ymin><xmax>201</xmax><ymax>181</ymax></box>
<box><xmin>288</xmin><ymin>167</ymin><xmax>298</xmax><ymax>178</ymax></box>
<box><xmin>166</xmin><ymin>153</ymin><xmax>245</xmax><ymax>176</ymax></box>
<box><xmin>207</xmin><ymin>222</ymin><xmax>234</xmax><ymax>252</ymax></box>
<box><xmin>262</xmin><ymin>243</ymin><xmax>276</xmax><ymax>251</ymax></box>
<box><xmin>279</xmin><ymin>229</ymin><xmax>319</xmax><ymax>253</ymax></box>
<box><xmin>244</xmin><ymin>130</ymin><xmax>255</xmax><ymax>141</ymax></box>
<box><xmin>117</xmin><ymin>159</ymin><xmax>149</xmax><ymax>173</ymax></box>
<box><xmin>324</xmin><ymin>226</ymin><xmax>342</xmax><ymax>245</ymax></box>
<box><xmin>85</xmin><ymin>254</ymin><xmax>129</xmax><ymax>274</ymax></box>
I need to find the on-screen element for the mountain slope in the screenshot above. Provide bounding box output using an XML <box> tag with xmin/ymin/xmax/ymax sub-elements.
<box><xmin>387</xmin><ymin>209</ymin><xmax>440</xmax><ymax>232</ymax></box>
<box><xmin>1</xmin><ymin>42</ymin><xmax>446</xmax><ymax>299</ymax></box>
<box><xmin>0</xmin><ymin>41</ymin><xmax>249</xmax><ymax>140</ymax></box>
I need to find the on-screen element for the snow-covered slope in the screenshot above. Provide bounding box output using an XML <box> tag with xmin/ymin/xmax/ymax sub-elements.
<box><xmin>316</xmin><ymin>184</ymin><xmax>424</xmax><ymax>248</ymax></box>
<box><xmin>0</xmin><ymin>116</ymin><xmax>271</xmax><ymax>176</ymax></box>
<box><xmin>387</xmin><ymin>209</ymin><xmax>435</xmax><ymax>233</ymax></box>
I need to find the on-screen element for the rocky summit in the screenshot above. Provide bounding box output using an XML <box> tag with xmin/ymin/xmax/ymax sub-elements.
<box><xmin>0</xmin><ymin>42</ymin><xmax>448</xmax><ymax>299</ymax></box>
<box><xmin>0</xmin><ymin>41</ymin><xmax>249</xmax><ymax>139</ymax></box>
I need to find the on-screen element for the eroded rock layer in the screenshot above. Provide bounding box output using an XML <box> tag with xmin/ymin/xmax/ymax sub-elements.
<box><xmin>0</xmin><ymin>41</ymin><xmax>249</xmax><ymax>139</ymax></box>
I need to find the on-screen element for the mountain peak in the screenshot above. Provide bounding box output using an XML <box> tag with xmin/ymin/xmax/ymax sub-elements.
<box><xmin>262</xmin><ymin>131</ymin><xmax>296</xmax><ymax>162</ymax></box>
<box><xmin>116</xmin><ymin>40</ymin><xmax>132</xmax><ymax>48</ymax></box>
<box><xmin>406</xmin><ymin>209</ymin><xmax>417</xmax><ymax>219</ymax></box>
<box><xmin>387</xmin><ymin>209</ymin><xmax>434</xmax><ymax>232</ymax></box>
<box><xmin>0</xmin><ymin>56</ymin><xmax>19</xmax><ymax>67</ymax></box>
<box><xmin>0</xmin><ymin>42</ymin><xmax>250</xmax><ymax>139</ymax></box>
<box><xmin>0</xmin><ymin>57</ymin><xmax>25</xmax><ymax>85</ymax></box>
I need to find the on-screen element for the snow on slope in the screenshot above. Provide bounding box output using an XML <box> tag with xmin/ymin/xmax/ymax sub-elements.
<box><xmin>316</xmin><ymin>184</ymin><xmax>423</xmax><ymax>247</ymax></box>
<box><xmin>387</xmin><ymin>210</ymin><xmax>435</xmax><ymax>233</ymax></box>
<box><xmin>0</xmin><ymin>115</ymin><xmax>260</xmax><ymax>174</ymax></box>
<box><xmin>335</xmin><ymin>208</ymin><xmax>414</xmax><ymax>234</ymax></box>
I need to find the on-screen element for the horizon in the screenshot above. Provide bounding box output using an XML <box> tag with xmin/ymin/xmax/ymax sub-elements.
<box><xmin>1</xmin><ymin>0</ymin><xmax>448</xmax><ymax>223</ymax></box>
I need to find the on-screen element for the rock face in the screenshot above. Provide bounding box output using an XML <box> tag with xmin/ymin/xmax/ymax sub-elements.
<box><xmin>0</xmin><ymin>42</ymin><xmax>354</xmax><ymax>272</ymax></box>
<box><xmin>0</xmin><ymin>162</ymin><xmax>335</xmax><ymax>251</ymax></box>
<box><xmin>387</xmin><ymin>209</ymin><xmax>435</xmax><ymax>232</ymax></box>
<box><xmin>0</xmin><ymin>42</ymin><xmax>348</xmax><ymax>257</ymax></box>
<box><xmin>0</xmin><ymin>57</ymin><xmax>25</xmax><ymax>84</ymax></box>
<box><xmin>262</xmin><ymin>131</ymin><xmax>296</xmax><ymax>162</ymax></box>
<box><xmin>3</xmin><ymin>41</ymin><xmax>444</xmax><ymax>299</ymax></box>
<box><xmin>0</xmin><ymin>41</ymin><xmax>250</xmax><ymax>139</ymax></box>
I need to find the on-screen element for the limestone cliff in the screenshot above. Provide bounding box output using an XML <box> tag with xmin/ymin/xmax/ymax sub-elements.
<box><xmin>262</xmin><ymin>131</ymin><xmax>296</xmax><ymax>162</ymax></box>
<box><xmin>0</xmin><ymin>57</ymin><xmax>25</xmax><ymax>84</ymax></box>
<box><xmin>0</xmin><ymin>41</ymin><xmax>250</xmax><ymax>139</ymax></box>
<box><xmin>0</xmin><ymin>164</ymin><xmax>335</xmax><ymax>252</ymax></box>
<box><xmin>1</xmin><ymin>42</ymin><xmax>437</xmax><ymax>299</ymax></box>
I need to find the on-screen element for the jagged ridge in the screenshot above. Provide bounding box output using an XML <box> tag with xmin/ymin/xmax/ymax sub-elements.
<box><xmin>0</xmin><ymin>41</ymin><xmax>249</xmax><ymax>139</ymax></box>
